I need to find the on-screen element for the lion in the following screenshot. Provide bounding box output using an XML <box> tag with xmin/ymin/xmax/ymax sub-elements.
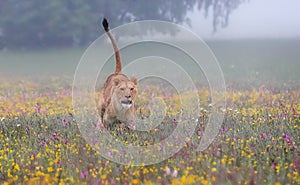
<box><xmin>98</xmin><ymin>18</ymin><xmax>137</xmax><ymax>128</ymax></box>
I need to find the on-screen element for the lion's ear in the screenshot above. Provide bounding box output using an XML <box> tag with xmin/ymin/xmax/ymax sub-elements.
<box><xmin>114</xmin><ymin>79</ymin><xmax>120</xmax><ymax>86</ymax></box>
<box><xmin>130</xmin><ymin>77</ymin><xmax>137</xmax><ymax>85</ymax></box>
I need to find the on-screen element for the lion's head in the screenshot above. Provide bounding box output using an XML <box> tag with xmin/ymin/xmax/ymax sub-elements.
<box><xmin>113</xmin><ymin>76</ymin><xmax>137</xmax><ymax>110</ymax></box>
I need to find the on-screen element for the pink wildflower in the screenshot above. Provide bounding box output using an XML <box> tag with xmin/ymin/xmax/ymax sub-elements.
<box><xmin>282</xmin><ymin>132</ymin><xmax>292</xmax><ymax>141</ymax></box>
<box><xmin>259</xmin><ymin>134</ymin><xmax>265</xmax><ymax>141</ymax></box>
<box><xmin>80</xmin><ymin>171</ymin><xmax>88</xmax><ymax>179</ymax></box>
<box><xmin>166</xmin><ymin>167</ymin><xmax>171</xmax><ymax>175</ymax></box>
<box><xmin>34</xmin><ymin>103</ymin><xmax>41</xmax><ymax>114</ymax></box>
<box><xmin>172</xmin><ymin>119</ymin><xmax>178</xmax><ymax>126</ymax></box>
<box><xmin>62</xmin><ymin>119</ymin><xmax>67</xmax><ymax>126</ymax></box>
<box><xmin>172</xmin><ymin>169</ymin><xmax>178</xmax><ymax>177</ymax></box>
<box><xmin>108</xmin><ymin>151</ymin><xmax>113</xmax><ymax>158</ymax></box>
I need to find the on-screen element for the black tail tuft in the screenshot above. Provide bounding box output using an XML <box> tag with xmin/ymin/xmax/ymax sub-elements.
<box><xmin>102</xmin><ymin>18</ymin><xmax>109</xmax><ymax>32</ymax></box>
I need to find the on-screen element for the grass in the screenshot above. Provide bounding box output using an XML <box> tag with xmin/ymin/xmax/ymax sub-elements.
<box><xmin>0</xmin><ymin>39</ymin><xmax>299</xmax><ymax>184</ymax></box>
<box><xmin>1</xmin><ymin>39</ymin><xmax>299</xmax><ymax>86</ymax></box>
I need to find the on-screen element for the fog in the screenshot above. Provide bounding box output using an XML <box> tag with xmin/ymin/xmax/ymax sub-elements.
<box><xmin>1</xmin><ymin>0</ymin><xmax>299</xmax><ymax>86</ymax></box>
<box><xmin>188</xmin><ymin>0</ymin><xmax>300</xmax><ymax>39</ymax></box>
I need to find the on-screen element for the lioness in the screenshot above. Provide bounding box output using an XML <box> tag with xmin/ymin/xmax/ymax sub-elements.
<box><xmin>98</xmin><ymin>18</ymin><xmax>137</xmax><ymax>128</ymax></box>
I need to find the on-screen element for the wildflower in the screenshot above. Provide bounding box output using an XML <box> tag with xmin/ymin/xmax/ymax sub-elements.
<box><xmin>67</xmin><ymin>113</ymin><xmax>73</xmax><ymax>119</ymax></box>
<box><xmin>39</xmin><ymin>141</ymin><xmax>46</xmax><ymax>146</ymax></box>
<box><xmin>62</xmin><ymin>119</ymin><xmax>67</xmax><ymax>126</ymax></box>
<box><xmin>50</xmin><ymin>132</ymin><xmax>57</xmax><ymax>140</ymax></box>
<box><xmin>172</xmin><ymin>169</ymin><xmax>178</xmax><ymax>177</ymax></box>
<box><xmin>201</xmin><ymin>179</ymin><xmax>209</xmax><ymax>185</ymax></box>
<box><xmin>259</xmin><ymin>134</ymin><xmax>265</xmax><ymax>141</ymax></box>
<box><xmin>282</xmin><ymin>132</ymin><xmax>292</xmax><ymax>141</ymax></box>
<box><xmin>13</xmin><ymin>164</ymin><xmax>20</xmax><ymax>171</ymax></box>
<box><xmin>128</xmin><ymin>122</ymin><xmax>136</xmax><ymax>130</ymax></box>
<box><xmin>132</xmin><ymin>179</ymin><xmax>139</xmax><ymax>184</ymax></box>
<box><xmin>241</xmin><ymin>150</ymin><xmax>245</xmax><ymax>157</ymax></box>
<box><xmin>90</xmin><ymin>138</ymin><xmax>98</xmax><ymax>145</ymax></box>
<box><xmin>80</xmin><ymin>171</ymin><xmax>88</xmax><ymax>179</ymax></box>
<box><xmin>197</xmin><ymin>129</ymin><xmax>202</xmax><ymax>135</ymax></box>
<box><xmin>221</xmin><ymin>127</ymin><xmax>227</xmax><ymax>134</ymax></box>
<box><xmin>101</xmin><ymin>174</ymin><xmax>107</xmax><ymax>180</ymax></box>
<box><xmin>56</xmin><ymin>159</ymin><xmax>61</xmax><ymax>166</ymax></box>
<box><xmin>47</xmin><ymin>167</ymin><xmax>54</xmax><ymax>173</ymax></box>
<box><xmin>34</xmin><ymin>103</ymin><xmax>41</xmax><ymax>114</ymax></box>
<box><xmin>166</xmin><ymin>167</ymin><xmax>171</xmax><ymax>175</ymax></box>
<box><xmin>107</xmin><ymin>151</ymin><xmax>113</xmax><ymax>158</ymax></box>
<box><xmin>97</xmin><ymin>122</ymin><xmax>104</xmax><ymax>130</ymax></box>
<box><xmin>172</xmin><ymin>119</ymin><xmax>178</xmax><ymax>126</ymax></box>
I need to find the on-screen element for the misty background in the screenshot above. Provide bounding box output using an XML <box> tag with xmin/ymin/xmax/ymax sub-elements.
<box><xmin>191</xmin><ymin>0</ymin><xmax>300</xmax><ymax>39</ymax></box>
<box><xmin>0</xmin><ymin>0</ymin><xmax>299</xmax><ymax>88</ymax></box>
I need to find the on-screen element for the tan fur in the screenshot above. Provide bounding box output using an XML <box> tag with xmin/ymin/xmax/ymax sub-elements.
<box><xmin>98</xmin><ymin>18</ymin><xmax>138</xmax><ymax>128</ymax></box>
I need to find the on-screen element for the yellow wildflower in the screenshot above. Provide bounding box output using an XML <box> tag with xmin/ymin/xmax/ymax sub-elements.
<box><xmin>47</xmin><ymin>167</ymin><xmax>54</xmax><ymax>173</ymax></box>
<box><xmin>132</xmin><ymin>179</ymin><xmax>139</xmax><ymax>185</ymax></box>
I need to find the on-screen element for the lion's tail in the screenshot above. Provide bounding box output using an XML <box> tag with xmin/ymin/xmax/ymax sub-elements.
<box><xmin>102</xmin><ymin>18</ymin><xmax>121</xmax><ymax>74</ymax></box>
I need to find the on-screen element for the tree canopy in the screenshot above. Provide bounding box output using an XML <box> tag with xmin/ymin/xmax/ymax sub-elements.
<box><xmin>0</xmin><ymin>0</ymin><xmax>246</xmax><ymax>49</ymax></box>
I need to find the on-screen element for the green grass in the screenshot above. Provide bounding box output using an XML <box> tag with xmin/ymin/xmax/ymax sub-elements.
<box><xmin>0</xmin><ymin>39</ymin><xmax>299</xmax><ymax>87</ymax></box>
<box><xmin>0</xmin><ymin>47</ymin><xmax>84</xmax><ymax>76</ymax></box>
<box><xmin>208</xmin><ymin>39</ymin><xmax>300</xmax><ymax>87</ymax></box>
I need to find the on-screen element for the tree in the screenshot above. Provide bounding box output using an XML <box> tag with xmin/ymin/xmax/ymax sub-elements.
<box><xmin>0</xmin><ymin>0</ymin><xmax>247</xmax><ymax>49</ymax></box>
<box><xmin>197</xmin><ymin>0</ymin><xmax>246</xmax><ymax>32</ymax></box>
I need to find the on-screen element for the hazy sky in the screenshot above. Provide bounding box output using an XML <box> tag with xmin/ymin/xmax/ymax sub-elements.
<box><xmin>188</xmin><ymin>0</ymin><xmax>300</xmax><ymax>39</ymax></box>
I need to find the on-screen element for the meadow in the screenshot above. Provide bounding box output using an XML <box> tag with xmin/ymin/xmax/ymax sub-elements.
<box><xmin>0</xmin><ymin>39</ymin><xmax>299</xmax><ymax>184</ymax></box>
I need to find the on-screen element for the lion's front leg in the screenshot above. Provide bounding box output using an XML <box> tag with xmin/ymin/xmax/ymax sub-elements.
<box><xmin>103</xmin><ymin>105</ymin><xmax>117</xmax><ymax>129</ymax></box>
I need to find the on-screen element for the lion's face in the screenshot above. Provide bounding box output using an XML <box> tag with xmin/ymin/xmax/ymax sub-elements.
<box><xmin>114</xmin><ymin>77</ymin><xmax>137</xmax><ymax>110</ymax></box>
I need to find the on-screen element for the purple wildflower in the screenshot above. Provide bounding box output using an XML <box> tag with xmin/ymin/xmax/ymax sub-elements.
<box><xmin>39</xmin><ymin>141</ymin><xmax>46</xmax><ymax>146</ymax></box>
<box><xmin>57</xmin><ymin>159</ymin><xmax>61</xmax><ymax>167</ymax></box>
<box><xmin>166</xmin><ymin>167</ymin><xmax>171</xmax><ymax>175</ymax></box>
<box><xmin>172</xmin><ymin>169</ymin><xmax>178</xmax><ymax>177</ymax></box>
<box><xmin>128</xmin><ymin>122</ymin><xmax>136</xmax><ymax>130</ymax></box>
<box><xmin>80</xmin><ymin>171</ymin><xmax>88</xmax><ymax>179</ymax></box>
<box><xmin>221</xmin><ymin>127</ymin><xmax>227</xmax><ymax>134</ymax></box>
<box><xmin>90</xmin><ymin>138</ymin><xmax>98</xmax><ymax>145</ymax></box>
<box><xmin>197</xmin><ymin>129</ymin><xmax>202</xmax><ymax>135</ymax></box>
<box><xmin>259</xmin><ymin>134</ymin><xmax>265</xmax><ymax>141</ymax></box>
<box><xmin>50</xmin><ymin>132</ymin><xmax>57</xmax><ymax>140</ymax></box>
<box><xmin>62</xmin><ymin>119</ymin><xmax>67</xmax><ymax>126</ymax></box>
<box><xmin>107</xmin><ymin>151</ymin><xmax>113</xmax><ymax>158</ymax></box>
<box><xmin>282</xmin><ymin>132</ymin><xmax>292</xmax><ymax>141</ymax></box>
<box><xmin>34</xmin><ymin>103</ymin><xmax>41</xmax><ymax>114</ymax></box>
<box><xmin>67</xmin><ymin>113</ymin><xmax>73</xmax><ymax>119</ymax></box>
<box><xmin>272</xmin><ymin>162</ymin><xmax>276</xmax><ymax>168</ymax></box>
<box><xmin>172</xmin><ymin>119</ymin><xmax>178</xmax><ymax>126</ymax></box>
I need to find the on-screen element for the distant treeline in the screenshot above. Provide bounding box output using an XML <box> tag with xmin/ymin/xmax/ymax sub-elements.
<box><xmin>0</xmin><ymin>0</ymin><xmax>245</xmax><ymax>49</ymax></box>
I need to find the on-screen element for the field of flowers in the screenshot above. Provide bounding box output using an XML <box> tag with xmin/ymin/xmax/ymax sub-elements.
<box><xmin>0</xmin><ymin>75</ymin><xmax>299</xmax><ymax>185</ymax></box>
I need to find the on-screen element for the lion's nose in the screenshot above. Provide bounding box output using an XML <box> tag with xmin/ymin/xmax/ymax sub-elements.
<box><xmin>125</xmin><ymin>95</ymin><xmax>131</xmax><ymax>99</ymax></box>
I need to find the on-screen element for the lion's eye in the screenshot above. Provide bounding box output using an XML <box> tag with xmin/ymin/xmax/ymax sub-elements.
<box><xmin>130</xmin><ymin>88</ymin><xmax>134</xmax><ymax>91</ymax></box>
<box><xmin>120</xmin><ymin>88</ymin><xmax>125</xmax><ymax>91</ymax></box>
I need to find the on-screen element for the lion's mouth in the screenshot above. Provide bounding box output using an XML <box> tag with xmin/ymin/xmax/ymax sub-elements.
<box><xmin>121</xmin><ymin>100</ymin><xmax>133</xmax><ymax>109</ymax></box>
<box><xmin>121</xmin><ymin>100</ymin><xmax>132</xmax><ymax>105</ymax></box>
